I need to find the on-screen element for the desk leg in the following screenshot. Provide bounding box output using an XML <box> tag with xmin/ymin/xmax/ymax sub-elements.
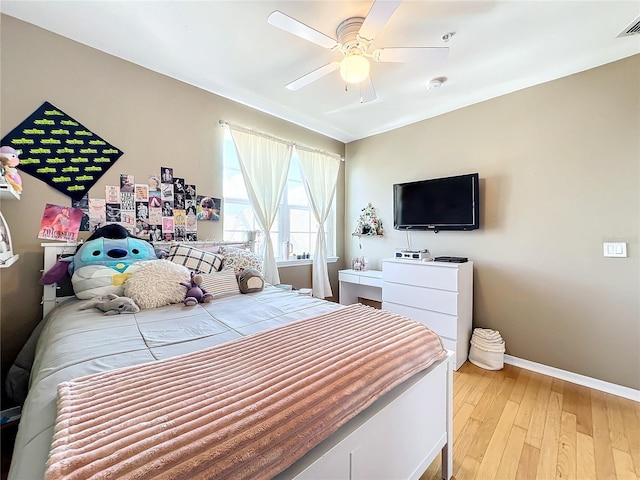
<box><xmin>339</xmin><ymin>281</ymin><xmax>360</xmax><ymax>305</ymax></box>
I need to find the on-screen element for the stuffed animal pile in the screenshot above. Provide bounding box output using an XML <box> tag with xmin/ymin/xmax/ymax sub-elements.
<box><xmin>40</xmin><ymin>223</ymin><xmax>270</xmax><ymax>311</ymax></box>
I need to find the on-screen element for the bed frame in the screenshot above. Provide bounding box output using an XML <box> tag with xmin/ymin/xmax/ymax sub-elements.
<box><xmin>278</xmin><ymin>356</ymin><xmax>453</xmax><ymax>479</ymax></box>
<box><xmin>39</xmin><ymin>242</ymin><xmax>454</xmax><ymax>480</ymax></box>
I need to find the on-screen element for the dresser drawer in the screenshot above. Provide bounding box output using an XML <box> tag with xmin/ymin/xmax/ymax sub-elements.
<box><xmin>360</xmin><ymin>275</ymin><xmax>383</xmax><ymax>288</ymax></box>
<box><xmin>383</xmin><ymin>301</ymin><xmax>458</xmax><ymax>339</ymax></box>
<box><xmin>383</xmin><ymin>261</ymin><xmax>459</xmax><ymax>291</ymax></box>
<box><xmin>383</xmin><ymin>282</ymin><xmax>458</xmax><ymax>315</ymax></box>
<box><xmin>339</xmin><ymin>272</ymin><xmax>359</xmax><ymax>284</ymax></box>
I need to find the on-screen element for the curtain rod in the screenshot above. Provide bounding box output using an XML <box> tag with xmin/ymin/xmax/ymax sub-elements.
<box><xmin>219</xmin><ymin>120</ymin><xmax>344</xmax><ymax>161</ymax></box>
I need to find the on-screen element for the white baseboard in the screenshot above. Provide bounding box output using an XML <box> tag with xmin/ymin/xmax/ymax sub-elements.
<box><xmin>503</xmin><ymin>355</ymin><xmax>640</xmax><ymax>402</ymax></box>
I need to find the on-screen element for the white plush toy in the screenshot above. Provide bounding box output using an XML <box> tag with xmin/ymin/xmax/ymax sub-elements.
<box><xmin>79</xmin><ymin>294</ymin><xmax>140</xmax><ymax>315</ymax></box>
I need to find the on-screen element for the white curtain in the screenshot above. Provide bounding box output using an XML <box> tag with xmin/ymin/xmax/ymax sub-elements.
<box><xmin>229</xmin><ymin>127</ymin><xmax>292</xmax><ymax>285</ymax></box>
<box><xmin>296</xmin><ymin>146</ymin><xmax>341</xmax><ymax>298</ymax></box>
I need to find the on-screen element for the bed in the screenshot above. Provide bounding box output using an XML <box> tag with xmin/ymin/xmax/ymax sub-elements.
<box><xmin>7</xmin><ymin>242</ymin><xmax>454</xmax><ymax>480</ymax></box>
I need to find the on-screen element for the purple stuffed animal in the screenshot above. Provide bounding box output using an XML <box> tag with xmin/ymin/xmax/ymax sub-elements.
<box><xmin>180</xmin><ymin>271</ymin><xmax>213</xmax><ymax>306</ymax></box>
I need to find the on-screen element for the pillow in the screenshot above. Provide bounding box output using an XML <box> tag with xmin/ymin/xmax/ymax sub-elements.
<box><xmin>237</xmin><ymin>267</ymin><xmax>265</xmax><ymax>294</ymax></box>
<box><xmin>124</xmin><ymin>260</ymin><xmax>190</xmax><ymax>309</ymax></box>
<box><xmin>191</xmin><ymin>243</ymin><xmax>247</xmax><ymax>254</ymax></box>
<box><xmin>199</xmin><ymin>270</ymin><xmax>240</xmax><ymax>299</ymax></box>
<box><xmin>219</xmin><ymin>246</ymin><xmax>263</xmax><ymax>274</ymax></box>
<box><xmin>167</xmin><ymin>244</ymin><xmax>223</xmax><ymax>273</ymax></box>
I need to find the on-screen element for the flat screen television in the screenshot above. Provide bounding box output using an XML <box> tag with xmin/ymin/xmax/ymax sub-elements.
<box><xmin>393</xmin><ymin>173</ymin><xmax>479</xmax><ymax>232</ymax></box>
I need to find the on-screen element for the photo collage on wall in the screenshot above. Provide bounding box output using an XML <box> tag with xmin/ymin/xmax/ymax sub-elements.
<box><xmin>66</xmin><ymin>166</ymin><xmax>221</xmax><ymax>243</ymax></box>
<box><xmin>1</xmin><ymin>101</ymin><xmax>222</xmax><ymax>244</ymax></box>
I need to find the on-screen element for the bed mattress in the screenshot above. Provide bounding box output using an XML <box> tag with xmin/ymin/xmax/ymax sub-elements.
<box><xmin>9</xmin><ymin>287</ymin><xmax>342</xmax><ymax>480</ymax></box>
<box><xmin>46</xmin><ymin>304</ymin><xmax>445</xmax><ymax>479</ymax></box>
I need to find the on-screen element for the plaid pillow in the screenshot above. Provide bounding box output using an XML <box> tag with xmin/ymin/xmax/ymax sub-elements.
<box><xmin>167</xmin><ymin>244</ymin><xmax>223</xmax><ymax>274</ymax></box>
<box><xmin>199</xmin><ymin>270</ymin><xmax>240</xmax><ymax>298</ymax></box>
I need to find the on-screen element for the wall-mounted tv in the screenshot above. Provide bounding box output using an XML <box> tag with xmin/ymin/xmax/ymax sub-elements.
<box><xmin>393</xmin><ymin>173</ymin><xmax>480</xmax><ymax>232</ymax></box>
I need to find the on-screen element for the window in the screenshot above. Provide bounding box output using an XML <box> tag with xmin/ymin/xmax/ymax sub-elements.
<box><xmin>222</xmin><ymin>131</ymin><xmax>336</xmax><ymax>260</ymax></box>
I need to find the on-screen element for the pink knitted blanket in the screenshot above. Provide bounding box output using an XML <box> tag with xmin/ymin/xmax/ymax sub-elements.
<box><xmin>46</xmin><ymin>304</ymin><xmax>446</xmax><ymax>480</ymax></box>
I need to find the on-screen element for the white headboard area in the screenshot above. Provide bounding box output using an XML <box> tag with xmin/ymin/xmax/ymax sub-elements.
<box><xmin>41</xmin><ymin>242</ymin><xmax>78</xmax><ymax>319</ymax></box>
<box><xmin>41</xmin><ymin>240</ymin><xmax>252</xmax><ymax>319</ymax></box>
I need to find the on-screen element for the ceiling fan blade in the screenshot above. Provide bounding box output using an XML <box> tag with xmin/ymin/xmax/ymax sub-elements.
<box><xmin>358</xmin><ymin>0</ymin><xmax>403</xmax><ymax>41</ymax></box>
<box><xmin>268</xmin><ymin>11</ymin><xmax>338</xmax><ymax>49</ymax></box>
<box><xmin>285</xmin><ymin>62</ymin><xmax>341</xmax><ymax>91</ymax></box>
<box><xmin>360</xmin><ymin>77</ymin><xmax>377</xmax><ymax>104</ymax></box>
<box><xmin>372</xmin><ymin>46</ymin><xmax>449</xmax><ymax>63</ymax></box>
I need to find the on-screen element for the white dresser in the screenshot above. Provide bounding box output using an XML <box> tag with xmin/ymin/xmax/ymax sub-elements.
<box><xmin>382</xmin><ymin>259</ymin><xmax>473</xmax><ymax>370</ymax></box>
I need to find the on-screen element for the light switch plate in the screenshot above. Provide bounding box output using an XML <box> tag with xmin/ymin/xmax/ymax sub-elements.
<box><xmin>603</xmin><ymin>242</ymin><xmax>627</xmax><ymax>257</ymax></box>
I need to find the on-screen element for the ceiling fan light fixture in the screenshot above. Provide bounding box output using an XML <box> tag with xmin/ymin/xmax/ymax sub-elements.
<box><xmin>340</xmin><ymin>53</ymin><xmax>370</xmax><ymax>84</ymax></box>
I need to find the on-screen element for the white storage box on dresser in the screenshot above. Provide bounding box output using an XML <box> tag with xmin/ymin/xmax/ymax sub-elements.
<box><xmin>382</xmin><ymin>259</ymin><xmax>473</xmax><ymax>370</ymax></box>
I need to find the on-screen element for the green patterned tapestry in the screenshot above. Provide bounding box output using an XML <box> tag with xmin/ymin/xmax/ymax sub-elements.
<box><xmin>1</xmin><ymin>102</ymin><xmax>123</xmax><ymax>200</ymax></box>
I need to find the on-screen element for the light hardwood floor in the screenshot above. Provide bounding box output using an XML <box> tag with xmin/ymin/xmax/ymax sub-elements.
<box><xmin>2</xmin><ymin>362</ymin><xmax>637</xmax><ymax>480</ymax></box>
<box><xmin>421</xmin><ymin>362</ymin><xmax>640</xmax><ymax>480</ymax></box>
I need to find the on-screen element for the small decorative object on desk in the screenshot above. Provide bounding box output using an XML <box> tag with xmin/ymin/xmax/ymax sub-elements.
<box><xmin>354</xmin><ymin>203</ymin><xmax>383</xmax><ymax>236</ymax></box>
<box><xmin>351</xmin><ymin>256</ymin><xmax>369</xmax><ymax>271</ymax></box>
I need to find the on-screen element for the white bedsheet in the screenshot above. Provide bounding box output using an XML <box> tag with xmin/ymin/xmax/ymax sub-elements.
<box><xmin>9</xmin><ymin>287</ymin><xmax>342</xmax><ymax>480</ymax></box>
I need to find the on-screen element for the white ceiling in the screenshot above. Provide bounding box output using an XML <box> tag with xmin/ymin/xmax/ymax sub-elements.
<box><xmin>2</xmin><ymin>1</ymin><xmax>639</xmax><ymax>143</ymax></box>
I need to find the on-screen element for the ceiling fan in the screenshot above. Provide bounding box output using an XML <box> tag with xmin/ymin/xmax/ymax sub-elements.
<box><xmin>267</xmin><ymin>0</ymin><xmax>449</xmax><ymax>104</ymax></box>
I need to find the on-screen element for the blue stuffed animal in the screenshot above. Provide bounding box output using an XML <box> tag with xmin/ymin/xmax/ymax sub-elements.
<box><xmin>40</xmin><ymin>224</ymin><xmax>159</xmax><ymax>299</ymax></box>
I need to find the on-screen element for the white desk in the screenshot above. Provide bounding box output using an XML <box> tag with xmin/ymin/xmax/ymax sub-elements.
<box><xmin>338</xmin><ymin>269</ymin><xmax>383</xmax><ymax>305</ymax></box>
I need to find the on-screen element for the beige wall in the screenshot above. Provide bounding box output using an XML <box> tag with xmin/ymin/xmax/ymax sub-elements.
<box><xmin>1</xmin><ymin>14</ymin><xmax>637</xmax><ymax>395</ymax></box>
<box><xmin>0</xmin><ymin>15</ymin><xmax>345</xmax><ymax>395</ymax></box>
<box><xmin>345</xmin><ymin>55</ymin><xmax>640</xmax><ymax>390</ymax></box>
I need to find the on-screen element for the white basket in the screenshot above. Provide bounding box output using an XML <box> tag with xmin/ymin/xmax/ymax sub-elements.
<box><xmin>469</xmin><ymin>340</ymin><xmax>505</xmax><ymax>370</ymax></box>
<box><xmin>469</xmin><ymin>328</ymin><xmax>506</xmax><ymax>370</ymax></box>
